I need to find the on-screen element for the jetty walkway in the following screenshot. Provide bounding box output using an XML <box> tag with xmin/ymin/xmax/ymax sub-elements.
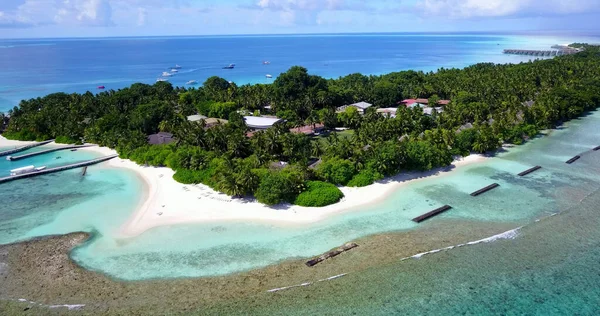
<box><xmin>7</xmin><ymin>144</ymin><xmax>96</xmax><ymax>161</ymax></box>
<box><xmin>0</xmin><ymin>154</ymin><xmax>118</xmax><ymax>184</ymax></box>
<box><xmin>0</xmin><ymin>140</ymin><xmax>54</xmax><ymax>157</ymax></box>
<box><xmin>503</xmin><ymin>48</ymin><xmax>579</xmax><ymax>57</ymax></box>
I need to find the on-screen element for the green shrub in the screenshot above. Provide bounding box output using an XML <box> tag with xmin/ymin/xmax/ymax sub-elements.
<box><xmin>255</xmin><ymin>170</ymin><xmax>304</xmax><ymax>205</ymax></box>
<box><xmin>173</xmin><ymin>169</ymin><xmax>204</xmax><ymax>184</ymax></box>
<box><xmin>294</xmin><ymin>181</ymin><xmax>344</xmax><ymax>207</ymax></box>
<box><xmin>2</xmin><ymin>130</ymin><xmax>39</xmax><ymax>141</ymax></box>
<box><xmin>348</xmin><ymin>169</ymin><xmax>381</xmax><ymax>187</ymax></box>
<box><xmin>316</xmin><ymin>157</ymin><xmax>356</xmax><ymax>185</ymax></box>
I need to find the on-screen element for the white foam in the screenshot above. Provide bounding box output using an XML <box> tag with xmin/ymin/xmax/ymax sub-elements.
<box><xmin>267</xmin><ymin>273</ymin><xmax>347</xmax><ymax>293</ymax></box>
<box><xmin>318</xmin><ymin>273</ymin><xmax>347</xmax><ymax>282</ymax></box>
<box><xmin>401</xmin><ymin>227</ymin><xmax>522</xmax><ymax>261</ymax></box>
<box><xmin>10</xmin><ymin>297</ymin><xmax>84</xmax><ymax>310</ymax></box>
<box><xmin>466</xmin><ymin>227</ymin><xmax>521</xmax><ymax>245</ymax></box>
<box><xmin>49</xmin><ymin>304</ymin><xmax>86</xmax><ymax>310</ymax></box>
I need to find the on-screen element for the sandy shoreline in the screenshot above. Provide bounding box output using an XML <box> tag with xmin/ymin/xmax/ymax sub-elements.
<box><xmin>0</xmin><ymin>135</ymin><xmax>37</xmax><ymax>148</ymax></box>
<box><xmin>79</xmin><ymin>146</ymin><xmax>488</xmax><ymax>238</ymax></box>
<box><xmin>0</xmin><ymin>136</ymin><xmax>489</xmax><ymax>238</ymax></box>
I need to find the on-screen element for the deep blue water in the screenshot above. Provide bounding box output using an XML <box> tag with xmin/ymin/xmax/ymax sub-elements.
<box><xmin>1</xmin><ymin>33</ymin><xmax>599</xmax><ymax>113</ymax></box>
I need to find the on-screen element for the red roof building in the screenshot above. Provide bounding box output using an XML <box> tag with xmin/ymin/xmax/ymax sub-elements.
<box><xmin>399</xmin><ymin>99</ymin><xmax>417</xmax><ymax>107</ymax></box>
<box><xmin>290</xmin><ymin>123</ymin><xmax>325</xmax><ymax>135</ymax></box>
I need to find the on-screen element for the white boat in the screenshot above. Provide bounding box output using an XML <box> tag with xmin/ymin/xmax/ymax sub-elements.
<box><xmin>186</xmin><ymin>80</ymin><xmax>198</xmax><ymax>85</ymax></box>
<box><xmin>171</xmin><ymin>69</ymin><xmax>179</xmax><ymax>73</ymax></box>
<box><xmin>10</xmin><ymin>165</ymin><xmax>35</xmax><ymax>175</ymax></box>
<box><xmin>265</xmin><ymin>74</ymin><xmax>273</xmax><ymax>78</ymax></box>
<box><xmin>173</xmin><ymin>64</ymin><xmax>182</xmax><ymax>69</ymax></box>
<box><xmin>162</xmin><ymin>72</ymin><xmax>173</xmax><ymax>77</ymax></box>
<box><xmin>10</xmin><ymin>165</ymin><xmax>45</xmax><ymax>176</ymax></box>
<box><xmin>156</xmin><ymin>78</ymin><xmax>169</xmax><ymax>82</ymax></box>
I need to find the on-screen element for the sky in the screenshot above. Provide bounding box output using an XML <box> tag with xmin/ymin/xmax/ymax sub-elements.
<box><xmin>0</xmin><ymin>0</ymin><xmax>599</xmax><ymax>38</ymax></box>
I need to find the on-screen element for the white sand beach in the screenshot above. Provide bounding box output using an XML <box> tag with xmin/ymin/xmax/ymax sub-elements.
<box><xmin>0</xmin><ymin>135</ymin><xmax>37</xmax><ymax>147</ymax></box>
<box><xmin>77</xmin><ymin>145</ymin><xmax>488</xmax><ymax>238</ymax></box>
<box><xmin>0</xmin><ymin>136</ymin><xmax>489</xmax><ymax>238</ymax></box>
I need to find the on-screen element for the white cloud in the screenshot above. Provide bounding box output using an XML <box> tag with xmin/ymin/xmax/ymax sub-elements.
<box><xmin>416</xmin><ymin>0</ymin><xmax>600</xmax><ymax>18</ymax></box>
<box><xmin>136</xmin><ymin>7</ymin><xmax>146</xmax><ymax>26</ymax></box>
<box><xmin>252</xmin><ymin>0</ymin><xmax>366</xmax><ymax>26</ymax></box>
<box><xmin>53</xmin><ymin>0</ymin><xmax>114</xmax><ymax>26</ymax></box>
<box><xmin>0</xmin><ymin>0</ymin><xmax>198</xmax><ymax>28</ymax></box>
<box><xmin>256</xmin><ymin>0</ymin><xmax>346</xmax><ymax>11</ymax></box>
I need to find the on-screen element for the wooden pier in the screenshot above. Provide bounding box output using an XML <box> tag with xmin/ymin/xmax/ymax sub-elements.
<box><xmin>518</xmin><ymin>166</ymin><xmax>542</xmax><ymax>177</ymax></box>
<box><xmin>0</xmin><ymin>155</ymin><xmax>118</xmax><ymax>184</ymax></box>
<box><xmin>503</xmin><ymin>49</ymin><xmax>578</xmax><ymax>57</ymax></box>
<box><xmin>0</xmin><ymin>140</ymin><xmax>54</xmax><ymax>157</ymax></box>
<box><xmin>470</xmin><ymin>183</ymin><xmax>500</xmax><ymax>197</ymax></box>
<box><xmin>306</xmin><ymin>243</ymin><xmax>358</xmax><ymax>267</ymax></box>
<box><xmin>412</xmin><ymin>205</ymin><xmax>453</xmax><ymax>223</ymax></box>
<box><xmin>566</xmin><ymin>156</ymin><xmax>581</xmax><ymax>164</ymax></box>
<box><xmin>7</xmin><ymin>144</ymin><xmax>96</xmax><ymax>161</ymax></box>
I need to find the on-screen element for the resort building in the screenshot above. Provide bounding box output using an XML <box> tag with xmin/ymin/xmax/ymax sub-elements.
<box><xmin>187</xmin><ymin>114</ymin><xmax>208</xmax><ymax>122</ymax></box>
<box><xmin>376</xmin><ymin>108</ymin><xmax>398</xmax><ymax>118</ymax></box>
<box><xmin>187</xmin><ymin>115</ymin><xmax>228</xmax><ymax>128</ymax></box>
<box><xmin>148</xmin><ymin>132</ymin><xmax>175</xmax><ymax>145</ymax></box>
<box><xmin>422</xmin><ymin>107</ymin><xmax>444</xmax><ymax>116</ymax></box>
<box><xmin>204</xmin><ymin>118</ymin><xmax>228</xmax><ymax>128</ymax></box>
<box><xmin>243</xmin><ymin>116</ymin><xmax>285</xmax><ymax>130</ymax></box>
<box><xmin>400</xmin><ymin>99</ymin><xmax>417</xmax><ymax>107</ymax></box>
<box><xmin>336</xmin><ymin>101</ymin><xmax>373</xmax><ymax>115</ymax></box>
<box><xmin>400</xmin><ymin>99</ymin><xmax>450</xmax><ymax>107</ymax></box>
<box><xmin>290</xmin><ymin>123</ymin><xmax>325</xmax><ymax>135</ymax></box>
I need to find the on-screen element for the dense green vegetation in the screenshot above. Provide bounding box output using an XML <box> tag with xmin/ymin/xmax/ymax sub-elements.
<box><xmin>3</xmin><ymin>45</ymin><xmax>600</xmax><ymax>206</ymax></box>
<box><xmin>294</xmin><ymin>181</ymin><xmax>344</xmax><ymax>207</ymax></box>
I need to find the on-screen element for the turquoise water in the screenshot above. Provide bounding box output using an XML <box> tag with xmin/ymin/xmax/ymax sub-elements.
<box><xmin>244</xmin><ymin>186</ymin><xmax>600</xmax><ymax>315</ymax></box>
<box><xmin>0</xmin><ymin>147</ymin><xmax>143</xmax><ymax>245</ymax></box>
<box><xmin>64</xmin><ymin>111</ymin><xmax>600</xmax><ymax>280</ymax></box>
<box><xmin>2</xmin><ymin>33</ymin><xmax>600</xmax><ymax>112</ymax></box>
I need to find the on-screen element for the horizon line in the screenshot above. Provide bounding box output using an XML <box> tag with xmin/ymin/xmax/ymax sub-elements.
<box><xmin>1</xmin><ymin>29</ymin><xmax>599</xmax><ymax>41</ymax></box>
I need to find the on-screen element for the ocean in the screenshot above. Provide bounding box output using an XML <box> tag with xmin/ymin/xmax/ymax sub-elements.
<box><xmin>1</xmin><ymin>33</ymin><xmax>599</xmax><ymax>113</ymax></box>
<box><xmin>1</xmin><ymin>33</ymin><xmax>600</xmax><ymax>313</ymax></box>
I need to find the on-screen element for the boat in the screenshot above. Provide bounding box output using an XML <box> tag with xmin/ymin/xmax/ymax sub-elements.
<box><xmin>97</xmin><ymin>85</ymin><xmax>105</xmax><ymax>89</ymax></box>
<box><xmin>162</xmin><ymin>72</ymin><xmax>173</xmax><ymax>77</ymax></box>
<box><xmin>223</xmin><ymin>64</ymin><xmax>235</xmax><ymax>69</ymax></box>
<box><xmin>156</xmin><ymin>78</ymin><xmax>169</xmax><ymax>82</ymax></box>
<box><xmin>186</xmin><ymin>80</ymin><xmax>198</xmax><ymax>85</ymax></box>
<box><xmin>265</xmin><ymin>74</ymin><xmax>273</xmax><ymax>78</ymax></box>
<box><xmin>71</xmin><ymin>149</ymin><xmax>78</xmax><ymax>152</ymax></box>
<box><xmin>171</xmin><ymin>69</ymin><xmax>178</xmax><ymax>73</ymax></box>
<box><xmin>10</xmin><ymin>165</ymin><xmax>45</xmax><ymax>176</ymax></box>
<box><xmin>263</xmin><ymin>61</ymin><xmax>271</xmax><ymax>65</ymax></box>
<box><xmin>173</xmin><ymin>64</ymin><xmax>182</xmax><ymax>69</ymax></box>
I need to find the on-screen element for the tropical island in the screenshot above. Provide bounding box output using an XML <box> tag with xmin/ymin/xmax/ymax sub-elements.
<box><xmin>2</xmin><ymin>44</ymin><xmax>600</xmax><ymax>210</ymax></box>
